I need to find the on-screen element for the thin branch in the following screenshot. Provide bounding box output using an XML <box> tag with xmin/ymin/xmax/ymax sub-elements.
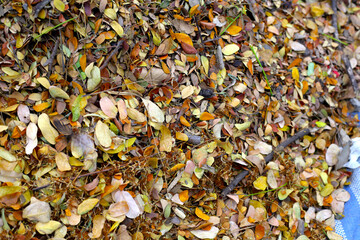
<box><xmin>99</xmin><ymin>40</ymin><xmax>124</xmax><ymax>70</ymax></box>
<box><xmin>70</xmin><ymin>168</ymin><xmax>112</xmax><ymax>180</ymax></box>
<box><xmin>221</xmin><ymin>128</ymin><xmax>310</xmax><ymax>198</ymax></box>
<box><xmin>43</xmin><ymin>37</ymin><xmax>60</xmax><ymax>77</ymax></box>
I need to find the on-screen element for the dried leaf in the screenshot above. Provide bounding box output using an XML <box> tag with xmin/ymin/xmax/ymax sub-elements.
<box><xmin>38</xmin><ymin>113</ymin><xmax>59</xmax><ymax>145</ymax></box>
<box><xmin>77</xmin><ymin>198</ymin><xmax>99</xmax><ymax>215</ymax></box>
<box><xmin>95</xmin><ymin>121</ymin><xmax>112</xmax><ymax>148</ymax></box>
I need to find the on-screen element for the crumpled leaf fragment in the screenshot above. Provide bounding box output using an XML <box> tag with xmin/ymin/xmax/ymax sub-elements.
<box><xmin>23</xmin><ymin>197</ymin><xmax>51</xmax><ymax>223</ymax></box>
<box><xmin>112</xmin><ymin>191</ymin><xmax>141</xmax><ymax>219</ymax></box>
<box><xmin>190</xmin><ymin>226</ymin><xmax>219</xmax><ymax>239</ymax></box>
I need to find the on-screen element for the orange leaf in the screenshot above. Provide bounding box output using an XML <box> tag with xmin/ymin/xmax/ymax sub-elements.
<box><xmin>255</xmin><ymin>224</ymin><xmax>265</xmax><ymax>240</ymax></box>
<box><xmin>169</xmin><ymin>163</ymin><xmax>186</xmax><ymax>172</ymax></box>
<box><xmin>189</xmin><ymin>4</ymin><xmax>200</xmax><ymax>17</ymax></box>
<box><xmin>33</xmin><ymin>102</ymin><xmax>51</xmax><ymax>112</ymax></box>
<box><xmin>180</xmin><ymin>116</ymin><xmax>191</xmax><ymax>127</ymax></box>
<box><xmin>79</xmin><ymin>54</ymin><xmax>87</xmax><ymax>72</ymax></box>
<box><xmin>199</xmin><ymin>112</ymin><xmax>215</xmax><ymax>121</ymax></box>
<box><xmin>326</xmin><ymin>77</ymin><xmax>338</xmax><ymax>85</ymax></box>
<box><xmin>174</xmin><ymin>33</ymin><xmax>193</xmax><ymax>46</ymax></box>
<box><xmin>247</xmin><ymin>59</ymin><xmax>253</xmax><ymax>75</ymax></box>
<box><xmin>302</xmin><ymin>81</ymin><xmax>309</xmax><ymax>95</ymax></box>
<box><xmin>195</xmin><ymin>207</ymin><xmax>210</xmax><ymax>220</ymax></box>
<box><xmin>186</xmin><ymin>54</ymin><xmax>198</xmax><ymax>62</ymax></box>
<box><xmin>227</xmin><ymin>25</ymin><xmax>242</xmax><ymax>35</ymax></box>
<box><xmin>161</xmin><ymin>61</ymin><xmax>170</xmax><ymax>74</ymax></box>
<box><xmin>287</xmin><ymin>58</ymin><xmax>302</xmax><ymax>69</ymax></box>
<box><xmin>104</xmin><ymin>31</ymin><xmax>115</xmax><ymax>39</ymax></box>
<box><xmin>11</xmin><ymin>126</ymin><xmax>22</xmax><ymax>138</ymax></box>
<box><xmin>95</xmin><ymin>34</ymin><xmax>105</xmax><ymax>45</ymax></box>
<box><xmin>179</xmin><ymin>190</ymin><xmax>189</xmax><ymax>202</ymax></box>
<box><xmin>94</xmin><ymin>19</ymin><xmax>102</xmax><ymax>34</ymax></box>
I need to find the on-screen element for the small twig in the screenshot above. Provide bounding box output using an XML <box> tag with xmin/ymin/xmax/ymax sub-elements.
<box><xmin>32</xmin><ymin>184</ymin><xmax>51</xmax><ymax>191</ymax></box>
<box><xmin>321</xmin><ymin>33</ymin><xmax>348</xmax><ymax>46</ymax></box>
<box><xmin>221</xmin><ymin>128</ymin><xmax>310</xmax><ymax>198</ymax></box>
<box><xmin>70</xmin><ymin>168</ymin><xmax>112</xmax><ymax>180</ymax></box>
<box><xmin>194</xmin><ymin>16</ymin><xmax>205</xmax><ymax>48</ymax></box>
<box><xmin>99</xmin><ymin>40</ymin><xmax>124</xmax><ymax>70</ymax></box>
<box><xmin>219</xmin><ymin>9</ymin><xmax>242</xmax><ymax>36</ymax></box>
<box><xmin>43</xmin><ymin>37</ymin><xmax>60</xmax><ymax>77</ymax></box>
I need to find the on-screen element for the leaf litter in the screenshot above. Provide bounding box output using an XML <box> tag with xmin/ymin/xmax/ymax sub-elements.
<box><xmin>0</xmin><ymin>0</ymin><xmax>359</xmax><ymax>239</ymax></box>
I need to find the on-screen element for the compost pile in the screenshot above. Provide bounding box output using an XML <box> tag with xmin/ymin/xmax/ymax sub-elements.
<box><xmin>0</xmin><ymin>0</ymin><xmax>359</xmax><ymax>239</ymax></box>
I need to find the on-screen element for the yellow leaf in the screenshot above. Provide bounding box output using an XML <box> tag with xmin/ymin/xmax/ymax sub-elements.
<box><xmin>53</xmin><ymin>0</ymin><xmax>65</xmax><ymax>12</ymax></box>
<box><xmin>253</xmin><ymin>176</ymin><xmax>267</xmax><ymax>191</ymax></box>
<box><xmin>95</xmin><ymin>121</ymin><xmax>112</xmax><ymax>148</ymax></box>
<box><xmin>49</xmin><ymin>86</ymin><xmax>70</xmax><ymax>99</ymax></box>
<box><xmin>38</xmin><ymin>113</ymin><xmax>59</xmax><ymax>145</ymax></box>
<box><xmin>36</xmin><ymin>77</ymin><xmax>50</xmax><ymax>89</ymax></box>
<box><xmin>151</xmin><ymin>29</ymin><xmax>161</xmax><ymax>46</ymax></box>
<box><xmin>292</xmin><ymin>67</ymin><xmax>299</xmax><ymax>82</ymax></box>
<box><xmin>160</xmin><ymin>125</ymin><xmax>172</xmax><ymax>152</ymax></box>
<box><xmin>78</xmin><ymin>198</ymin><xmax>99</xmax><ymax>215</ymax></box>
<box><xmin>311</xmin><ymin>3</ymin><xmax>324</xmax><ymax>17</ymax></box>
<box><xmin>195</xmin><ymin>207</ymin><xmax>210</xmax><ymax>220</ymax></box>
<box><xmin>0</xmin><ymin>186</ymin><xmax>22</xmax><ymax>198</ymax></box>
<box><xmin>110</xmin><ymin>21</ymin><xmax>124</xmax><ymax>36</ymax></box>
<box><xmin>222</xmin><ymin>43</ymin><xmax>240</xmax><ymax>55</ymax></box>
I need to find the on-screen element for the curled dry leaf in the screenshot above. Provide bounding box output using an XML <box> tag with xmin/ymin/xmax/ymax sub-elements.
<box><xmin>326</xmin><ymin>144</ymin><xmax>341</xmax><ymax>166</ymax></box>
<box><xmin>112</xmin><ymin>190</ymin><xmax>141</xmax><ymax>219</ymax></box>
<box><xmin>89</xmin><ymin>215</ymin><xmax>105</xmax><ymax>239</ymax></box>
<box><xmin>71</xmin><ymin>133</ymin><xmax>95</xmax><ymax>158</ymax></box>
<box><xmin>26</xmin><ymin>122</ymin><xmax>38</xmax><ymax>155</ymax></box>
<box><xmin>190</xmin><ymin>226</ymin><xmax>219</xmax><ymax>239</ymax></box>
<box><xmin>108</xmin><ymin>201</ymin><xmax>129</xmax><ymax>218</ymax></box>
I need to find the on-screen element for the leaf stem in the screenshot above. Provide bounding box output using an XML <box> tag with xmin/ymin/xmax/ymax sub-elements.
<box><xmin>33</xmin><ymin>17</ymin><xmax>78</xmax><ymax>40</ymax></box>
<box><xmin>220</xmin><ymin>10</ymin><xmax>242</xmax><ymax>36</ymax></box>
<box><xmin>321</xmin><ymin>33</ymin><xmax>348</xmax><ymax>46</ymax></box>
<box><xmin>250</xmin><ymin>45</ymin><xmax>273</xmax><ymax>96</ymax></box>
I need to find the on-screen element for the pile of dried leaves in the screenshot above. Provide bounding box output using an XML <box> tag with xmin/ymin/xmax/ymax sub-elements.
<box><xmin>0</xmin><ymin>0</ymin><xmax>360</xmax><ymax>239</ymax></box>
